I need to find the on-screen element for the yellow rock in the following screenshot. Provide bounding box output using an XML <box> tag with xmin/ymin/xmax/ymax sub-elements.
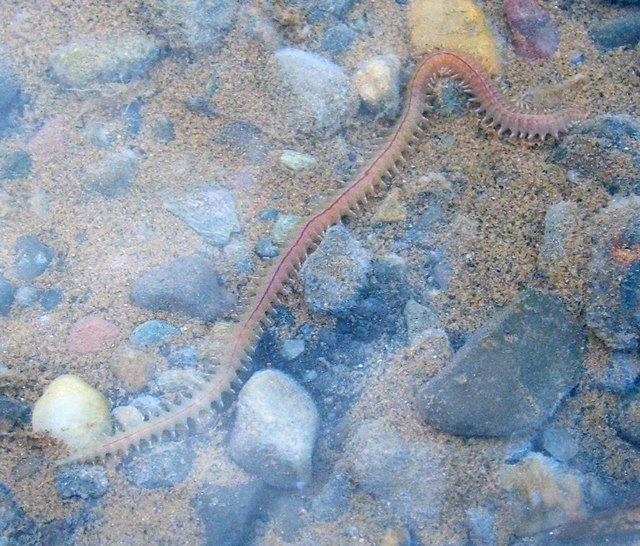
<box><xmin>409</xmin><ymin>0</ymin><xmax>501</xmax><ymax>74</ymax></box>
<box><xmin>32</xmin><ymin>374</ymin><xmax>112</xmax><ymax>450</ymax></box>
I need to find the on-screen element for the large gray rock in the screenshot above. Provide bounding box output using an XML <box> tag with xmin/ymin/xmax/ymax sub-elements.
<box><xmin>131</xmin><ymin>254</ymin><xmax>235</xmax><ymax>321</ymax></box>
<box><xmin>301</xmin><ymin>225</ymin><xmax>370</xmax><ymax>317</ymax></box>
<box><xmin>274</xmin><ymin>48</ymin><xmax>353</xmax><ymax>135</ymax></box>
<box><xmin>417</xmin><ymin>290</ymin><xmax>585</xmax><ymax>438</ymax></box>
<box><xmin>229</xmin><ymin>370</ymin><xmax>318</xmax><ymax>489</ymax></box>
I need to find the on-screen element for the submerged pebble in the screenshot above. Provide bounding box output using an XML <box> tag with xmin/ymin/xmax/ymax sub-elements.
<box><xmin>163</xmin><ymin>185</ymin><xmax>241</xmax><ymax>246</ymax></box>
<box><xmin>131</xmin><ymin>254</ymin><xmax>236</xmax><ymax>321</ymax></box>
<box><xmin>0</xmin><ymin>62</ymin><xmax>23</xmax><ymax>136</ymax></box>
<box><xmin>50</xmin><ymin>34</ymin><xmax>160</xmax><ymax>87</ymax></box>
<box><xmin>275</xmin><ymin>48</ymin><xmax>353</xmax><ymax>135</ymax></box>
<box><xmin>229</xmin><ymin>369</ymin><xmax>319</xmax><ymax>489</ymax></box>
<box><xmin>409</xmin><ymin>0</ymin><xmax>500</xmax><ymax>73</ymax></box>
<box><xmin>590</xmin><ymin>12</ymin><xmax>640</xmax><ymax>49</ymax></box>
<box><xmin>353</xmin><ymin>55</ymin><xmax>401</xmax><ymax>115</ymax></box>
<box><xmin>86</xmin><ymin>149</ymin><xmax>137</xmax><ymax>198</ymax></box>
<box><xmin>0</xmin><ymin>276</ymin><xmax>15</xmax><ymax>316</ymax></box>
<box><xmin>302</xmin><ymin>225</ymin><xmax>371</xmax><ymax>316</ymax></box>
<box><xmin>279</xmin><ymin>149</ymin><xmax>317</xmax><ymax>171</ymax></box>
<box><xmin>123</xmin><ymin>443</ymin><xmax>196</xmax><ymax>489</ymax></box>
<box><xmin>56</xmin><ymin>465</ymin><xmax>109</xmax><ymax>500</ymax></box>
<box><xmin>14</xmin><ymin>234</ymin><xmax>53</xmax><ymax>281</ymax></box>
<box><xmin>67</xmin><ymin>315</ymin><xmax>119</xmax><ymax>355</ymax></box>
<box><xmin>417</xmin><ymin>290</ymin><xmax>585</xmax><ymax>437</ymax></box>
<box><xmin>504</xmin><ymin>0</ymin><xmax>560</xmax><ymax>59</ymax></box>
<box><xmin>32</xmin><ymin>374</ymin><xmax>112</xmax><ymax>450</ymax></box>
<box><xmin>130</xmin><ymin>319</ymin><xmax>180</xmax><ymax>348</ymax></box>
<box><xmin>1</xmin><ymin>150</ymin><xmax>32</xmax><ymax>180</ymax></box>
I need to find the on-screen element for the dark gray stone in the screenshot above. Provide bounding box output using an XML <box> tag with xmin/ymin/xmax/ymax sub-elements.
<box><xmin>56</xmin><ymin>464</ymin><xmax>109</xmax><ymax>499</ymax></box>
<box><xmin>0</xmin><ymin>396</ymin><xmax>30</xmax><ymax>430</ymax></box>
<box><xmin>1</xmin><ymin>151</ymin><xmax>31</xmax><ymax>179</ymax></box>
<box><xmin>40</xmin><ymin>288</ymin><xmax>63</xmax><ymax>310</ymax></box>
<box><xmin>131</xmin><ymin>254</ymin><xmax>235</xmax><ymax>322</ymax></box>
<box><xmin>417</xmin><ymin>290</ymin><xmax>585</xmax><ymax>438</ymax></box>
<box><xmin>591</xmin><ymin>13</ymin><xmax>640</xmax><ymax>49</ymax></box>
<box><xmin>14</xmin><ymin>235</ymin><xmax>53</xmax><ymax>280</ymax></box>
<box><xmin>0</xmin><ymin>483</ymin><xmax>30</xmax><ymax>540</ymax></box>
<box><xmin>302</xmin><ymin>225</ymin><xmax>370</xmax><ymax>316</ymax></box>
<box><xmin>191</xmin><ymin>480</ymin><xmax>266</xmax><ymax>546</ymax></box>
<box><xmin>0</xmin><ymin>276</ymin><xmax>15</xmax><ymax>316</ymax></box>
<box><xmin>123</xmin><ymin>443</ymin><xmax>196</xmax><ymax>489</ymax></box>
<box><xmin>0</xmin><ymin>65</ymin><xmax>23</xmax><ymax>136</ymax></box>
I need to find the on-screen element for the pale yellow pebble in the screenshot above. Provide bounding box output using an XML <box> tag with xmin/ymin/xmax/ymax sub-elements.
<box><xmin>112</xmin><ymin>405</ymin><xmax>145</xmax><ymax>430</ymax></box>
<box><xmin>109</xmin><ymin>344</ymin><xmax>156</xmax><ymax>392</ymax></box>
<box><xmin>353</xmin><ymin>55</ymin><xmax>401</xmax><ymax>112</ymax></box>
<box><xmin>32</xmin><ymin>374</ymin><xmax>112</xmax><ymax>450</ymax></box>
<box><xmin>409</xmin><ymin>0</ymin><xmax>501</xmax><ymax>75</ymax></box>
<box><xmin>371</xmin><ymin>187</ymin><xmax>407</xmax><ymax>224</ymax></box>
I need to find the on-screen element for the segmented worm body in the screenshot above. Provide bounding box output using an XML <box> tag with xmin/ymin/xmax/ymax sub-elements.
<box><xmin>59</xmin><ymin>50</ymin><xmax>583</xmax><ymax>465</ymax></box>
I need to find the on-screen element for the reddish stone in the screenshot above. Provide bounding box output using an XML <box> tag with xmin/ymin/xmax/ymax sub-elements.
<box><xmin>27</xmin><ymin>115</ymin><xmax>67</xmax><ymax>160</ymax></box>
<box><xmin>68</xmin><ymin>315</ymin><xmax>120</xmax><ymax>355</ymax></box>
<box><xmin>504</xmin><ymin>0</ymin><xmax>560</xmax><ymax>59</ymax></box>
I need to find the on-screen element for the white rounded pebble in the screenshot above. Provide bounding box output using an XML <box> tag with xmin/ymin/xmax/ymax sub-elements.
<box><xmin>353</xmin><ymin>55</ymin><xmax>401</xmax><ymax>114</ymax></box>
<box><xmin>280</xmin><ymin>149</ymin><xmax>317</xmax><ymax>171</ymax></box>
<box><xmin>32</xmin><ymin>374</ymin><xmax>112</xmax><ymax>450</ymax></box>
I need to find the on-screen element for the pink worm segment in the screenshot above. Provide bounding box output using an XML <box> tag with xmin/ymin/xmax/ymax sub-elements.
<box><xmin>59</xmin><ymin>51</ymin><xmax>583</xmax><ymax>465</ymax></box>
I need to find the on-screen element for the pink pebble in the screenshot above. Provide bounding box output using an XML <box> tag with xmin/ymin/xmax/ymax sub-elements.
<box><xmin>27</xmin><ymin>115</ymin><xmax>67</xmax><ymax>160</ymax></box>
<box><xmin>504</xmin><ymin>0</ymin><xmax>560</xmax><ymax>59</ymax></box>
<box><xmin>68</xmin><ymin>315</ymin><xmax>120</xmax><ymax>355</ymax></box>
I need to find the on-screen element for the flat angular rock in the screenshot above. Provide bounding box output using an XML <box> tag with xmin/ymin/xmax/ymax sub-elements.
<box><xmin>417</xmin><ymin>290</ymin><xmax>585</xmax><ymax>438</ymax></box>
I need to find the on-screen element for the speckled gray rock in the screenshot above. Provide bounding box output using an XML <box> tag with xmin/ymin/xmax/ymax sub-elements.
<box><xmin>14</xmin><ymin>235</ymin><xmax>53</xmax><ymax>280</ymax></box>
<box><xmin>0</xmin><ymin>63</ymin><xmax>23</xmax><ymax>136</ymax></box>
<box><xmin>131</xmin><ymin>254</ymin><xmax>235</xmax><ymax>321</ymax></box>
<box><xmin>145</xmin><ymin>0</ymin><xmax>238</xmax><ymax>51</ymax></box>
<box><xmin>0</xmin><ymin>483</ymin><xmax>31</xmax><ymax>540</ymax></box>
<box><xmin>344</xmin><ymin>418</ymin><xmax>447</xmax><ymax>523</ymax></box>
<box><xmin>593</xmin><ymin>351</ymin><xmax>640</xmax><ymax>393</ymax></box>
<box><xmin>130</xmin><ymin>319</ymin><xmax>180</xmax><ymax>347</ymax></box>
<box><xmin>50</xmin><ymin>34</ymin><xmax>160</xmax><ymax>87</ymax></box>
<box><xmin>417</xmin><ymin>290</ymin><xmax>585</xmax><ymax>438</ymax></box>
<box><xmin>274</xmin><ymin>48</ymin><xmax>353</xmax><ymax>135</ymax></box>
<box><xmin>229</xmin><ymin>369</ymin><xmax>319</xmax><ymax>489</ymax></box>
<box><xmin>590</xmin><ymin>12</ymin><xmax>640</xmax><ymax>49</ymax></box>
<box><xmin>0</xmin><ymin>395</ymin><xmax>30</xmax><ymax>431</ymax></box>
<box><xmin>87</xmin><ymin>149</ymin><xmax>137</xmax><ymax>198</ymax></box>
<box><xmin>191</xmin><ymin>480</ymin><xmax>266</xmax><ymax>546</ymax></box>
<box><xmin>123</xmin><ymin>443</ymin><xmax>196</xmax><ymax>489</ymax></box>
<box><xmin>0</xmin><ymin>276</ymin><xmax>15</xmax><ymax>316</ymax></box>
<box><xmin>216</xmin><ymin>121</ymin><xmax>269</xmax><ymax>164</ymax></box>
<box><xmin>301</xmin><ymin>225</ymin><xmax>370</xmax><ymax>316</ymax></box>
<box><xmin>272</xmin><ymin>213</ymin><xmax>300</xmax><ymax>245</ymax></box>
<box><xmin>615</xmin><ymin>391</ymin><xmax>640</xmax><ymax>448</ymax></box>
<box><xmin>542</xmin><ymin>428</ymin><xmax>579</xmax><ymax>463</ymax></box>
<box><xmin>1</xmin><ymin>151</ymin><xmax>31</xmax><ymax>179</ymax></box>
<box><xmin>163</xmin><ymin>185</ymin><xmax>241</xmax><ymax>246</ymax></box>
<box><xmin>538</xmin><ymin>201</ymin><xmax>579</xmax><ymax>281</ymax></box>
<box><xmin>55</xmin><ymin>464</ymin><xmax>109</xmax><ymax>499</ymax></box>
<box><xmin>586</xmin><ymin>197</ymin><xmax>640</xmax><ymax>349</ymax></box>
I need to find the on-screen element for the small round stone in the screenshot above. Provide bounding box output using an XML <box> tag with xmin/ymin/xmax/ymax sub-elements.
<box><xmin>353</xmin><ymin>55</ymin><xmax>401</xmax><ymax>114</ymax></box>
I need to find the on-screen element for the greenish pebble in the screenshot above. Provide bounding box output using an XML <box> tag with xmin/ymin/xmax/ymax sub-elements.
<box><xmin>50</xmin><ymin>34</ymin><xmax>160</xmax><ymax>88</ymax></box>
<box><xmin>280</xmin><ymin>149</ymin><xmax>317</xmax><ymax>171</ymax></box>
<box><xmin>1</xmin><ymin>151</ymin><xmax>31</xmax><ymax>180</ymax></box>
<box><xmin>403</xmin><ymin>299</ymin><xmax>438</xmax><ymax>340</ymax></box>
<box><xmin>272</xmin><ymin>213</ymin><xmax>301</xmax><ymax>245</ymax></box>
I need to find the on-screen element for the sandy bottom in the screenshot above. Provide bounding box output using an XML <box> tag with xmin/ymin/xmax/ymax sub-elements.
<box><xmin>0</xmin><ymin>0</ymin><xmax>638</xmax><ymax>544</ymax></box>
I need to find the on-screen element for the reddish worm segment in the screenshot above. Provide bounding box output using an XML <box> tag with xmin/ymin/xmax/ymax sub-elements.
<box><xmin>59</xmin><ymin>50</ymin><xmax>584</xmax><ymax>465</ymax></box>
